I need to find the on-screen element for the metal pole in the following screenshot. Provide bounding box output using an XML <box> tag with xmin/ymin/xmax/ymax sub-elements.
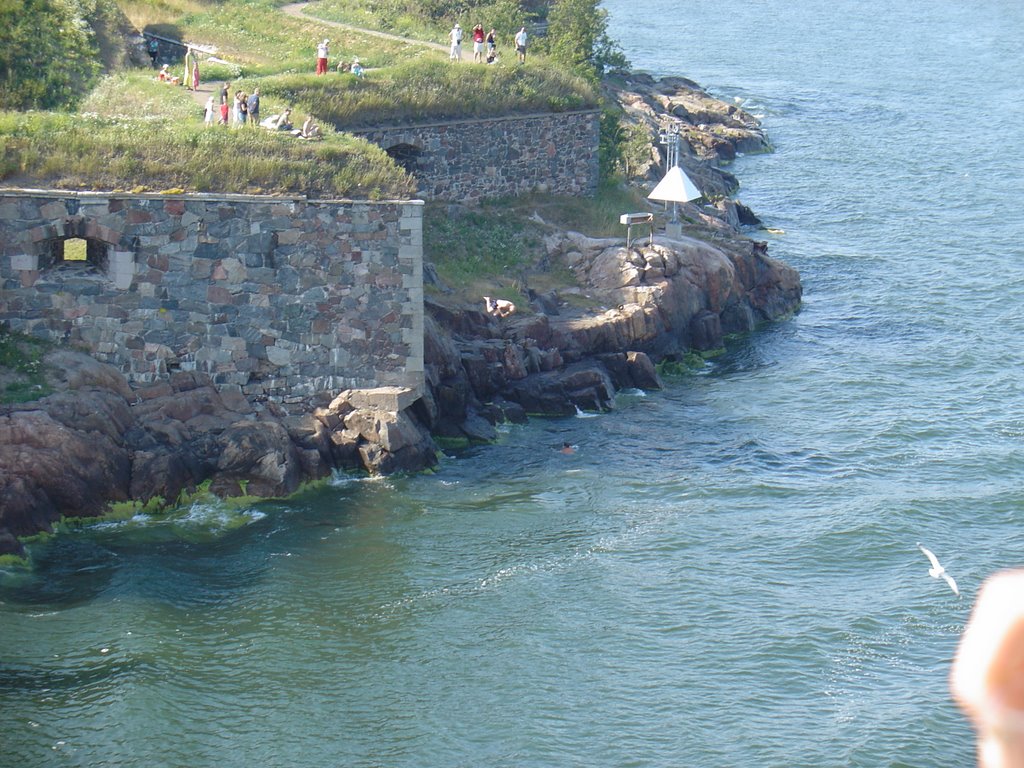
<box><xmin>659</xmin><ymin>123</ymin><xmax>683</xmax><ymax>224</ymax></box>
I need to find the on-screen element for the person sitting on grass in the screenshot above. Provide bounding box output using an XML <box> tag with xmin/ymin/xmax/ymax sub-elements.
<box><xmin>260</xmin><ymin>108</ymin><xmax>293</xmax><ymax>131</ymax></box>
<box><xmin>293</xmin><ymin>116</ymin><xmax>321</xmax><ymax>139</ymax></box>
<box><xmin>351</xmin><ymin>57</ymin><xmax>364</xmax><ymax>78</ymax></box>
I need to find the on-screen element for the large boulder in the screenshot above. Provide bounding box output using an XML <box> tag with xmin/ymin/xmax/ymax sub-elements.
<box><xmin>317</xmin><ymin>388</ymin><xmax>438</xmax><ymax>476</ymax></box>
<box><xmin>212</xmin><ymin>420</ymin><xmax>305</xmax><ymax>497</ymax></box>
<box><xmin>505</xmin><ymin>361</ymin><xmax>617</xmax><ymax>416</ymax></box>
<box><xmin>0</xmin><ymin>407</ymin><xmax>131</xmax><ymax>552</ymax></box>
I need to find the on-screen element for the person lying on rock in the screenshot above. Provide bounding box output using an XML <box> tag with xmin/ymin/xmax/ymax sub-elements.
<box><xmin>484</xmin><ymin>296</ymin><xmax>516</xmax><ymax>318</ymax></box>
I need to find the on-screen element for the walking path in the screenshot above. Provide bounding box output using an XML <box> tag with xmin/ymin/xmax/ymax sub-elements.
<box><xmin>280</xmin><ymin>2</ymin><xmax>447</xmax><ymax>52</ymax></box>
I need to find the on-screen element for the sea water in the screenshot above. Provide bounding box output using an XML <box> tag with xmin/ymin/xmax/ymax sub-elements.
<box><xmin>2</xmin><ymin>1</ymin><xmax>1024</xmax><ymax>765</ymax></box>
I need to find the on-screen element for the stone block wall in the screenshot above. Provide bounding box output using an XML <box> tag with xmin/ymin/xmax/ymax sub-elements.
<box><xmin>354</xmin><ymin>110</ymin><xmax>601</xmax><ymax>204</ymax></box>
<box><xmin>0</xmin><ymin>191</ymin><xmax>424</xmax><ymax>398</ymax></box>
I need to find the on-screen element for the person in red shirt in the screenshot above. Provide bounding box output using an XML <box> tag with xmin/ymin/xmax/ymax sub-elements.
<box><xmin>472</xmin><ymin>24</ymin><xmax>485</xmax><ymax>63</ymax></box>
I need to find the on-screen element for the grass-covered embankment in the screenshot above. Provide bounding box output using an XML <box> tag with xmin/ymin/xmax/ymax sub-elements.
<box><xmin>303</xmin><ymin>0</ymin><xmax>539</xmax><ymax>50</ymax></box>
<box><xmin>260</xmin><ymin>58</ymin><xmax>599</xmax><ymax>130</ymax></box>
<box><xmin>119</xmin><ymin>0</ymin><xmax>432</xmax><ymax>74</ymax></box>
<box><xmin>0</xmin><ymin>111</ymin><xmax>415</xmax><ymax>199</ymax></box>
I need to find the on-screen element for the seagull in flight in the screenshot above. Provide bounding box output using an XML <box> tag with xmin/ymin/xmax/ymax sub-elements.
<box><xmin>918</xmin><ymin>543</ymin><xmax>960</xmax><ymax>596</ymax></box>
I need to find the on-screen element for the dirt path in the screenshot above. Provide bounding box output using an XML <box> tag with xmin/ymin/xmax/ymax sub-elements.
<box><xmin>186</xmin><ymin>78</ymin><xmax>220</xmax><ymax>109</ymax></box>
<box><xmin>280</xmin><ymin>2</ymin><xmax>447</xmax><ymax>52</ymax></box>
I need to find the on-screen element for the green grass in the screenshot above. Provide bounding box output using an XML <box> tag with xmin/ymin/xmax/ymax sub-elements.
<box><xmin>424</xmin><ymin>200</ymin><xmax>545</xmax><ymax>294</ymax></box>
<box><xmin>123</xmin><ymin>0</ymin><xmax>439</xmax><ymax>75</ymax></box>
<box><xmin>304</xmin><ymin>0</ymin><xmax>532</xmax><ymax>44</ymax></box>
<box><xmin>256</xmin><ymin>56</ymin><xmax>598</xmax><ymax>130</ymax></box>
<box><xmin>0</xmin><ymin>329</ymin><xmax>54</xmax><ymax>404</ymax></box>
<box><xmin>423</xmin><ymin>182</ymin><xmax>655</xmax><ymax>307</ymax></box>
<box><xmin>81</xmin><ymin>71</ymin><xmax>203</xmax><ymax>121</ymax></box>
<box><xmin>0</xmin><ymin>110</ymin><xmax>414</xmax><ymax>198</ymax></box>
<box><xmin>508</xmin><ymin>181</ymin><xmax>654</xmax><ymax>237</ymax></box>
<box><xmin>0</xmin><ymin>0</ymin><xmax>598</xmax><ymax>197</ymax></box>
<box><xmin>302</xmin><ymin>0</ymin><xmax>441</xmax><ymax>40</ymax></box>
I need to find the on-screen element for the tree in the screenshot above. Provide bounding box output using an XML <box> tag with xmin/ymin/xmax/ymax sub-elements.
<box><xmin>543</xmin><ymin>0</ymin><xmax>628</xmax><ymax>80</ymax></box>
<box><xmin>0</xmin><ymin>0</ymin><xmax>103</xmax><ymax>111</ymax></box>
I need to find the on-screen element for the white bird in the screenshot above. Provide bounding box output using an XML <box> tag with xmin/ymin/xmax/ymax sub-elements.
<box><xmin>918</xmin><ymin>543</ymin><xmax>959</xmax><ymax>596</ymax></box>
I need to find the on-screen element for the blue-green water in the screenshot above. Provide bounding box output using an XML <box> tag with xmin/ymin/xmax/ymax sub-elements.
<box><xmin>3</xmin><ymin>1</ymin><xmax>1024</xmax><ymax>765</ymax></box>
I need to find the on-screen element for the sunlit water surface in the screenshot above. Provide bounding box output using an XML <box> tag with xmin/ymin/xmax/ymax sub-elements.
<box><xmin>3</xmin><ymin>1</ymin><xmax>1024</xmax><ymax>765</ymax></box>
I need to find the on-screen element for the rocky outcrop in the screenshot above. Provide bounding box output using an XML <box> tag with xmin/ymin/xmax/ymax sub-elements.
<box><xmin>610</xmin><ymin>73</ymin><xmax>769</xmax><ymax>200</ymax></box>
<box><xmin>0</xmin><ymin>352</ymin><xmax>437</xmax><ymax>555</ymax></box>
<box><xmin>416</xmin><ymin>227</ymin><xmax>800</xmax><ymax>441</ymax></box>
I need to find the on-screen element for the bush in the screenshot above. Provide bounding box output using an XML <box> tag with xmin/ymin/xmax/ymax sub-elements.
<box><xmin>541</xmin><ymin>0</ymin><xmax>628</xmax><ymax>80</ymax></box>
<box><xmin>0</xmin><ymin>0</ymin><xmax>120</xmax><ymax>110</ymax></box>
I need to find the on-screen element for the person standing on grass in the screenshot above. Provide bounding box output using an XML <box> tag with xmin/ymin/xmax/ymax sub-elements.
<box><xmin>316</xmin><ymin>39</ymin><xmax>329</xmax><ymax>75</ymax></box>
<box><xmin>233</xmin><ymin>90</ymin><xmax>244</xmax><ymax>126</ymax></box>
<box><xmin>449</xmin><ymin>23</ymin><xmax>462</xmax><ymax>61</ymax></box>
<box><xmin>191</xmin><ymin>55</ymin><xmax>200</xmax><ymax>91</ymax></box>
<box><xmin>486</xmin><ymin>28</ymin><xmax>497</xmax><ymax>58</ymax></box>
<box><xmin>183</xmin><ymin>48</ymin><xmax>192</xmax><ymax>89</ymax></box>
<box><xmin>204</xmin><ymin>96</ymin><xmax>216</xmax><ymax>126</ymax></box>
<box><xmin>472</xmin><ymin>24</ymin><xmax>485</xmax><ymax>63</ymax></box>
<box><xmin>247</xmin><ymin>87</ymin><xmax>260</xmax><ymax>127</ymax></box>
<box><xmin>219</xmin><ymin>82</ymin><xmax>230</xmax><ymax>124</ymax></box>
<box><xmin>515</xmin><ymin>26</ymin><xmax>528</xmax><ymax>63</ymax></box>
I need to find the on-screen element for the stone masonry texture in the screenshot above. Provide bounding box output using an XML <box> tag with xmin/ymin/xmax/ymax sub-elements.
<box><xmin>0</xmin><ymin>191</ymin><xmax>425</xmax><ymax>399</ymax></box>
<box><xmin>354</xmin><ymin>110</ymin><xmax>601</xmax><ymax>204</ymax></box>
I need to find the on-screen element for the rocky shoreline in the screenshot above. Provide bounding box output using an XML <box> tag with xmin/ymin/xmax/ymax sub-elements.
<box><xmin>0</xmin><ymin>74</ymin><xmax>801</xmax><ymax>556</ymax></box>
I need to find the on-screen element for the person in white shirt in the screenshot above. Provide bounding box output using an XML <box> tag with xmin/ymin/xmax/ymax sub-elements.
<box><xmin>514</xmin><ymin>26</ymin><xmax>528</xmax><ymax>63</ymax></box>
<box><xmin>316</xmin><ymin>39</ymin><xmax>329</xmax><ymax>75</ymax></box>
<box><xmin>449</xmin><ymin>24</ymin><xmax>463</xmax><ymax>61</ymax></box>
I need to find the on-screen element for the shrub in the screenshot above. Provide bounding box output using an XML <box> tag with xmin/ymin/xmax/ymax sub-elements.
<box><xmin>0</xmin><ymin>0</ymin><xmax>114</xmax><ymax>110</ymax></box>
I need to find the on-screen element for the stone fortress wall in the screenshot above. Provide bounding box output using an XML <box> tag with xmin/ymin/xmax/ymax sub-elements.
<box><xmin>355</xmin><ymin>110</ymin><xmax>601</xmax><ymax>204</ymax></box>
<box><xmin>0</xmin><ymin>111</ymin><xmax>600</xmax><ymax>398</ymax></box>
<box><xmin>0</xmin><ymin>190</ymin><xmax>424</xmax><ymax>399</ymax></box>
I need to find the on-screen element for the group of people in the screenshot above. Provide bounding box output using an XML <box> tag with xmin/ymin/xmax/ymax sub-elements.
<box><xmin>157</xmin><ymin>47</ymin><xmax>201</xmax><ymax>90</ymax></box>
<box><xmin>264</xmin><ymin>110</ymin><xmax>321</xmax><ymax>139</ymax></box>
<box><xmin>314</xmin><ymin>39</ymin><xmax>364</xmax><ymax>77</ymax></box>
<box><xmin>202</xmin><ymin>83</ymin><xmax>260</xmax><ymax>127</ymax></box>
<box><xmin>199</xmin><ymin>84</ymin><xmax>319</xmax><ymax>138</ymax></box>
<box><xmin>449</xmin><ymin>23</ymin><xmax>528</xmax><ymax>64</ymax></box>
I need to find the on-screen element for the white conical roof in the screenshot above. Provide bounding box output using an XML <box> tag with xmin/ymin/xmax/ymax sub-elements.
<box><xmin>648</xmin><ymin>165</ymin><xmax>703</xmax><ymax>203</ymax></box>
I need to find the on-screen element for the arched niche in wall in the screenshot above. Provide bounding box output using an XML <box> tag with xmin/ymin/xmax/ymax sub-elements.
<box><xmin>385</xmin><ymin>143</ymin><xmax>424</xmax><ymax>175</ymax></box>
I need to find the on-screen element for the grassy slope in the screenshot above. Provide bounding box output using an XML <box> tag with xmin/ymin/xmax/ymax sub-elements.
<box><xmin>262</xmin><ymin>59</ymin><xmax>597</xmax><ymax>130</ymax></box>
<box><xmin>0</xmin><ymin>110</ymin><xmax>415</xmax><ymax>199</ymax></box>
<box><xmin>0</xmin><ymin>0</ymin><xmax>596</xmax><ymax>197</ymax></box>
